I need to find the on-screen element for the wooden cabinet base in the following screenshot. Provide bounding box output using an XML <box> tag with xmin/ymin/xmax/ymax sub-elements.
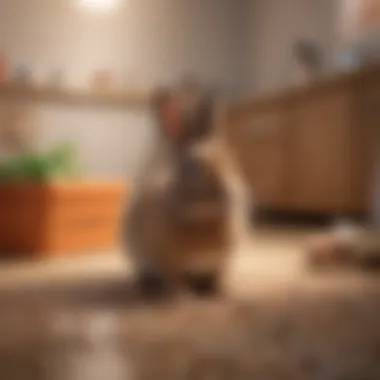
<box><xmin>227</xmin><ymin>65</ymin><xmax>380</xmax><ymax>215</ymax></box>
<box><xmin>0</xmin><ymin>181</ymin><xmax>127</xmax><ymax>258</ymax></box>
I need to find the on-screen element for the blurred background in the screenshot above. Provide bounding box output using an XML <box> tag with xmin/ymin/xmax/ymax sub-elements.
<box><xmin>0</xmin><ymin>1</ymin><xmax>379</xmax><ymax>379</ymax></box>
<box><xmin>0</xmin><ymin>0</ymin><xmax>378</xmax><ymax>273</ymax></box>
<box><xmin>0</xmin><ymin>0</ymin><xmax>378</xmax><ymax>276</ymax></box>
<box><xmin>0</xmin><ymin>0</ymin><xmax>377</xmax><ymax>177</ymax></box>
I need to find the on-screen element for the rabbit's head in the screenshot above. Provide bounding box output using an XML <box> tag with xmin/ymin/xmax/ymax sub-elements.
<box><xmin>152</xmin><ymin>83</ymin><xmax>228</xmax><ymax>219</ymax></box>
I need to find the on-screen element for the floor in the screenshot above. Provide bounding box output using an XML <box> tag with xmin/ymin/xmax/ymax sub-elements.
<box><xmin>0</xmin><ymin>228</ymin><xmax>310</xmax><ymax>290</ymax></box>
<box><xmin>0</xmin><ymin>228</ymin><xmax>380</xmax><ymax>380</ymax></box>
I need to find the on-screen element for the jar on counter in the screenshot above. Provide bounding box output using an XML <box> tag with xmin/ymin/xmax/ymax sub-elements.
<box><xmin>13</xmin><ymin>65</ymin><xmax>33</xmax><ymax>85</ymax></box>
<box><xmin>91</xmin><ymin>70</ymin><xmax>114</xmax><ymax>92</ymax></box>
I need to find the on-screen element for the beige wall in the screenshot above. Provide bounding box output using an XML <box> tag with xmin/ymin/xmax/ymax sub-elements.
<box><xmin>0</xmin><ymin>0</ymin><xmax>246</xmax><ymax>178</ymax></box>
<box><xmin>0</xmin><ymin>0</ymin><xmax>343</xmax><ymax>177</ymax></box>
<box><xmin>243</xmin><ymin>0</ymin><xmax>339</xmax><ymax>95</ymax></box>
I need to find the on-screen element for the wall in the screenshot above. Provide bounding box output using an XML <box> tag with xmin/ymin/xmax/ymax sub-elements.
<box><xmin>1</xmin><ymin>0</ymin><xmax>379</xmax><ymax>225</ymax></box>
<box><xmin>243</xmin><ymin>0</ymin><xmax>339</xmax><ymax>95</ymax></box>
<box><xmin>0</xmin><ymin>0</ymin><xmax>246</xmax><ymax>179</ymax></box>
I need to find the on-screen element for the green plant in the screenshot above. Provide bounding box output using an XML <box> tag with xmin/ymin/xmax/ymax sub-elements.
<box><xmin>0</xmin><ymin>142</ymin><xmax>82</xmax><ymax>183</ymax></box>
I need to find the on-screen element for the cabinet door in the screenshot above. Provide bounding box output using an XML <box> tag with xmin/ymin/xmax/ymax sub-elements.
<box><xmin>356</xmin><ymin>75</ymin><xmax>380</xmax><ymax>214</ymax></box>
<box><xmin>289</xmin><ymin>86</ymin><xmax>356</xmax><ymax>213</ymax></box>
<box><xmin>231</xmin><ymin>105</ymin><xmax>288</xmax><ymax>206</ymax></box>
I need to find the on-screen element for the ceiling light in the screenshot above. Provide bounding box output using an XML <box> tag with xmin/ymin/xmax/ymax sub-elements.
<box><xmin>78</xmin><ymin>0</ymin><xmax>120</xmax><ymax>12</ymax></box>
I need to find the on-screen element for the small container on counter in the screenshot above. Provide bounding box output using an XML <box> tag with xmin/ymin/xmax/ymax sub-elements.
<box><xmin>49</xmin><ymin>70</ymin><xmax>64</xmax><ymax>88</ymax></box>
<box><xmin>91</xmin><ymin>70</ymin><xmax>114</xmax><ymax>92</ymax></box>
<box><xmin>13</xmin><ymin>65</ymin><xmax>34</xmax><ymax>85</ymax></box>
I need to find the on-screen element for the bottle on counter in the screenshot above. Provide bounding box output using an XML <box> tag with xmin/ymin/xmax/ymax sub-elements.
<box><xmin>13</xmin><ymin>64</ymin><xmax>33</xmax><ymax>85</ymax></box>
<box><xmin>289</xmin><ymin>40</ymin><xmax>324</xmax><ymax>87</ymax></box>
<box><xmin>91</xmin><ymin>70</ymin><xmax>114</xmax><ymax>92</ymax></box>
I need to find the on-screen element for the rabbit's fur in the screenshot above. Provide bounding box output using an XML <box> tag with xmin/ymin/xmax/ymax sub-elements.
<box><xmin>123</xmin><ymin>84</ymin><xmax>250</xmax><ymax>297</ymax></box>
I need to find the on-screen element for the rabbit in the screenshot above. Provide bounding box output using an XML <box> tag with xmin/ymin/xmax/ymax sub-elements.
<box><xmin>123</xmin><ymin>82</ymin><xmax>251</xmax><ymax>299</ymax></box>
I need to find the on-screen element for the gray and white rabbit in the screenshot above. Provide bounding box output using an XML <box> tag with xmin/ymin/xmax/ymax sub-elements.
<box><xmin>123</xmin><ymin>82</ymin><xmax>250</xmax><ymax>298</ymax></box>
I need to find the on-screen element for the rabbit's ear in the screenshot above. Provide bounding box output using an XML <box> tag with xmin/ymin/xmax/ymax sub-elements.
<box><xmin>152</xmin><ymin>89</ymin><xmax>186</xmax><ymax>141</ymax></box>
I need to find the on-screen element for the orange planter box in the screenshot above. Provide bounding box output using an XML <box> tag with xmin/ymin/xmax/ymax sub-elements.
<box><xmin>0</xmin><ymin>181</ymin><xmax>128</xmax><ymax>258</ymax></box>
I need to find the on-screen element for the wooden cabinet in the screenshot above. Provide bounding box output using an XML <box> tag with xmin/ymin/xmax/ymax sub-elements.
<box><xmin>355</xmin><ymin>72</ymin><xmax>380</xmax><ymax>212</ymax></box>
<box><xmin>231</xmin><ymin>104</ymin><xmax>289</xmax><ymax>207</ymax></box>
<box><xmin>227</xmin><ymin>65</ymin><xmax>380</xmax><ymax>215</ymax></box>
<box><xmin>0</xmin><ymin>182</ymin><xmax>127</xmax><ymax>257</ymax></box>
<box><xmin>289</xmin><ymin>85</ymin><xmax>356</xmax><ymax>212</ymax></box>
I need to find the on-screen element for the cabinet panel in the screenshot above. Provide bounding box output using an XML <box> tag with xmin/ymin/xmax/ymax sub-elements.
<box><xmin>231</xmin><ymin>106</ymin><xmax>288</xmax><ymax>206</ymax></box>
<box><xmin>289</xmin><ymin>87</ymin><xmax>356</xmax><ymax>212</ymax></box>
<box><xmin>227</xmin><ymin>67</ymin><xmax>380</xmax><ymax>215</ymax></box>
<box><xmin>355</xmin><ymin>76</ymin><xmax>380</xmax><ymax>212</ymax></box>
